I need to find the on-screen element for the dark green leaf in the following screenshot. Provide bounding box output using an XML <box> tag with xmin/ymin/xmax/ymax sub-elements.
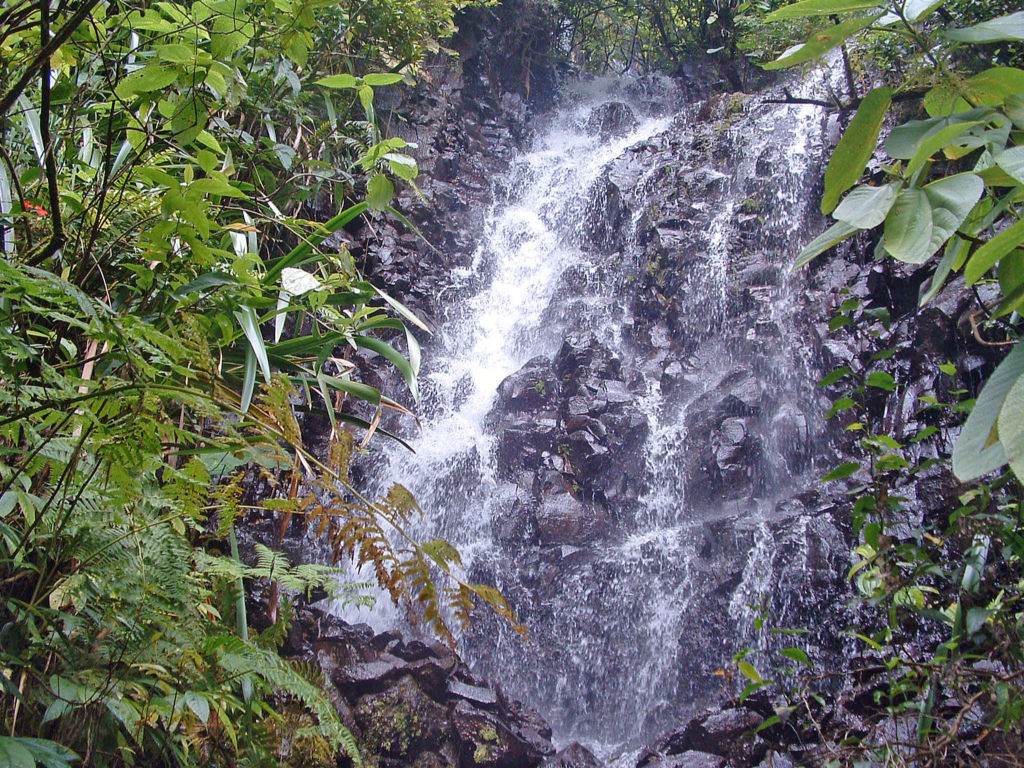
<box><xmin>833</xmin><ymin>182</ymin><xmax>900</xmax><ymax>227</ymax></box>
<box><xmin>793</xmin><ymin>220</ymin><xmax>859</xmax><ymax>268</ymax></box>
<box><xmin>817</xmin><ymin>366</ymin><xmax>852</xmax><ymax>387</ymax></box>
<box><xmin>766</xmin><ymin>0</ymin><xmax>880</xmax><ymax>21</ymax></box>
<box><xmin>884</xmin><ymin>187</ymin><xmax>933</xmax><ymax>264</ymax></box>
<box><xmin>997</xmin><ymin>366</ymin><xmax>1024</xmax><ymax>483</ymax></box>
<box><xmin>315</xmin><ymin>74</ymin><xmax>358</xmax><ymax>88</ymax></box>
<box><xmin>363</xmin><ymin>73</ymin><xmax>404</xmax><ymax>86</ymax></box>
<box><xmin>763</xmin><ymin>14</ymin><xmax>882</xmax><ymax>70</ymax></box>
<box><xmin>779</xmin><ymin>647</ymin><xmax>812</xmax><ymax>666</ymax></box>
<box><xmin>822</xmin><ymin>89</ymin><xmax>893</xmax><ymax>214</ymax></box>
<box><xmin>964</xmin><ymin>218</ymin><xmax>1024</xmax><ymax>284</ymax></box>
<box><xmin>366</xmin><ymin>174</ymin><xmax>393</xmax><ymax>211</ymax></box>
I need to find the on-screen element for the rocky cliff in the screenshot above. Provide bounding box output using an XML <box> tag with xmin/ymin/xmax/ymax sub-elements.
<box><xmin>247</xmin><ymin>2</ymin><xmax>1012</xmax><ymax>765</ymax></box>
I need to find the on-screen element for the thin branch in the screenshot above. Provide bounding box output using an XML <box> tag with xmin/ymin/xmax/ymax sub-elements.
<box><xmin>0</xmin><ymin>0</ymin><xmax>105</xmax><ymax>117</ymax></box>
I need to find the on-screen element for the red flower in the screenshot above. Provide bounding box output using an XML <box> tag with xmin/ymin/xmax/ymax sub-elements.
<box><xmin>25</xmin><ymin>203</ymin><xmax>48</xmax><ymax>216</ymax></box>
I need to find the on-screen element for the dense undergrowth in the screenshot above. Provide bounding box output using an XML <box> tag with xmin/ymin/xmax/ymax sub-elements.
<box><xmin>2</xmin><ymin>0</ymin><xmax>1023</xmax><ymax>764</ymax></box>
<box><xmin>0</xmin><ymin>0</ymin><xmax>521</xmax><ymax>764</ymax></box>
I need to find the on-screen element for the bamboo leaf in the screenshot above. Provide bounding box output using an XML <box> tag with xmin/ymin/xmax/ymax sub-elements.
<box><xmin>234</xmin><ymin>305</ymin><xmax>271</xmax><ymax>383</ymax></box>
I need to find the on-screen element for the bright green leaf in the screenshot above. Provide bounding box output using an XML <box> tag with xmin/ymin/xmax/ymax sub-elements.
<box><xmin>833</xmin><ymin>182</ymin><xmax>899</xmax><ymax>227</ymax></box>
<box><xmin>953</xmin><ymin>342</ymin><xmax>1024</xmax><ymax>480</ymax></box>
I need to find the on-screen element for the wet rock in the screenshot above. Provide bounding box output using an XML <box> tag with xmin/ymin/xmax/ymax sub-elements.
<box><xmin>451</xmin><ymin>699</ymin><xmax>547</xmax><ymax>768</ymax></box>
<box><xmin>535</xmin><ymin>492</ymin><xmax>610</xmax><ymax>546</ymax></box>
<box><xmin>642</xmin><ymin>752</ymin><xmax>725</xmax><ymax>768</ymax></box>
<box><xmin>496</xmin><ymin>356</ymin><xmax>561</xmax><ymax>414</ymax></box>
<box><xmin>544</xmin><ymin>742</ymin><xmax>604</xmax><ymax>768</ymax></box>
<box><xmin>587</xmin><ymin>101</ymin><xmax>639</xmax><ymax>140</ymax></box>
<box><xmin>354</xmin><ymin>675</ymin><xmax>449</xmax><ymax>759</ymax></box>
<box><xmin>448</xmin><ymin>679</ymin><xmax>499</xmax><ymax>709</ymax></box>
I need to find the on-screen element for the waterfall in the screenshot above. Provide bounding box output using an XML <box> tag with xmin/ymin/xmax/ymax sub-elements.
<box><xmin>333</xmin><ymin>66</ymin><xmax>847</xmax><ymax>757</ymax></box>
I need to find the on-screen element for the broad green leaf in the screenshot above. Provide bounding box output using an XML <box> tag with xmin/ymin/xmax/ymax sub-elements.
<box><xmin>925</xmin><ymin>69</ymin><xmax>1024</xmax><ymax>115</ymax></box>
<box><xmin>823</xmin><ymin>461</ymin><xmax>860</xmax><ymax>481</ymax></box>
<box><xmin>793</xmin><ymin>220</ymin><xmax>859</xmax><ymax>268</ymax></box>
<box><xmin>966</xmin><ymin>606</ymin><xmax>994</xmax><ymax>635</ymax></box>
<box><xmin>995</xmin><ymin>146</ymin><xmax>1024</xmax><ymax>184</ymax></box>
<box><xmin>905</xmin><ymin>120</ymin><xmax>984</xmax><ymax>176</ymax></box>
<box><xmin>946</xmin><ymin>11</ymin><xmax>1024</xmax><ymax>43</ymax></box>
<box><xmin>365</xmin><ymin>174</ymin><xmax>393</xmax><ymax>211</ymax></box>
<box><xmin>1007</xmin><ymin>95</ymin><xmax>1024</xmax><ymax>129</ymax></box>
<box><xmin>766</xmin><ymin>0</ymin><xmax>880</xmax><ymax>21</ymax></box>
<box><xmin>114</xmin><ymin>64</ymin><xmax>180</xmax><ymax>99</ymax></box>
<box><xmin>953</xmin><ymin>342</ymin><xmax>1024</xmax><ymax>480</ymax></box>
<box><xmin>817</xmin><ymin>366</ymin><xmax>852</xmax><ymax>387</ymax></box>
<box><xmin>281</xmin><ymin>267</ymin><xmax>322</xmax><ymax>296</ymax></box>
<box><xmin>0</xmin><ymin>738</ymin><xmax>35</xmax><ymax>768</ymax></box>
<box><xmin>885</xmin><ymin>110</ymin><xmax>991</xmax><ymax>158</ymax></box>
<box><xmin>234</xmin><ymin>306</ymin><xmax>271</xmax><ymax>384</ymax></box>
<box><xmin>315</xmin><ymin>74</ymin><xmax>358</xmax><ymax>89</ymax></box>
<box><xmin>833</xmin><ymin>182</ymin><xmax>899</xmax><ymax>227</ymax></box>
<box><xmin>185</xmin><ymin>691</ymin><xmax>210</xmax><ymax>723</ymax></box>
<box><xmin>190</xmin><ymin>176</ymin><xmax>249</xmax><ymax>199</ymax></box>
<box><xmin>921</xmin><ymin>173</ymin><xmax>984</xmax><ymax>257</ymax></box>
<box><xmin>763</xmin><ymin>14</ymin><xmax>882</xmax><ymax>70</ymax></box>
<box><xmin>964</xmin><ymin>218</ymin><xmax>1024</xmax><ymax>284</ymax></box>
<box><xmin>866</xmin><ymin>371</ymin><xmax>895</xmax><ymax>390</ymax></box>
<box><xmin>997</xmin><ymin>366</ymin><xmax>1024</xmax><ymax>482</ymax></box>
<box><xmin>358</xmin><ymin>85</ymin><xmax>374</xmax><ymax>115</ymax></box>
<box><xmin>884</xmin><ymin>187</ymin><xmax>933</xmax><ymax>263</ymax></box>
<box><xmin>363</xmin><ymin>73</ymin><xmax>404</xmax><ymax>86</ymax></box>
<box><xmin>826</xmin><ymin>397</ymin><xmax>856</xmax><ymax>418</ymax></box>
<box><xmin>996</xmin><ymin>251</ymin><xmax>1024</xmax><ymax>317</ymax></box>
<box><xmin>385</xmin><ymin>153</ymin><xmax>418</xmax><ymax>181</ymax></box>
<box><xmin>13</xmin><ymin>738</ymin><xmax>78</xmax><ymax>768</ymax></box>
<box><xmin>903</xmin><ymin>0</ymin><xmax>944</xmax><ymax>22</ymax></box>
<box><xmin>822</xmin><ymin>88</ymin><xmax>892</xmax><ymax>214</ymax></box>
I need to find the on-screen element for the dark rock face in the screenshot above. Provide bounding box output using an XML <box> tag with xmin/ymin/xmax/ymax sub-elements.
<box><xmin>272</xmin><ymin>0</ymin><xmax>1013</xmax><ymax>759</ymax></box>
<box><xmin>269</xmin><ymin>604</ymin><xmax>556</xmax><ymax>768</ymax></box>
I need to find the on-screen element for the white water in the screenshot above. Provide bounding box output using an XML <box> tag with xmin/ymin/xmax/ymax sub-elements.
<box><xmin>335</xmin><ymin>67</ymin><xmax>845</xmax><ymax>755</ymax></box>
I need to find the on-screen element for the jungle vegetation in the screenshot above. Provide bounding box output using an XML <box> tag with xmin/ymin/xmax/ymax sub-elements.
<box><xmin>0</xmin><ymin>0</ymin><xmax>516</xmax><ymax>764</ymax></box>
<box><xmin>1</xmin><ymin>0</ymin><xmax>1023</xmax><ymax>764</ymax></box>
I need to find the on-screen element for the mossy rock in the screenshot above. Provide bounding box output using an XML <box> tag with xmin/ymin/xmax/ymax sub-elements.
<box><xmin>353</xmin><ymin>674</ymin><xmax>448</xmax><ymax>759</ymax></box>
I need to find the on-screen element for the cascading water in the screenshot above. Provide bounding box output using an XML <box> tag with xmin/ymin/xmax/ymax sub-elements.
<box><xmin>335</xmin><ymin>65</ymin><xmax>851</xmax><ymax>756</ymax></box>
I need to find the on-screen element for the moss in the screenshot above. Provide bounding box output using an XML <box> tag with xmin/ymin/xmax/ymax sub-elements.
<box><xmin>740</xmin><ymin>197</ymin><xmax>762</xmax><ymax>214</ymax></box>
<box><xmin>473</xmin><ymin>743</ymin><xmax>493</xmax><ymax>764</ymax></box>
<box><xmin>480</xmin><ymin>726</ymin><xmax>498</xmax><ymax>743</ymax></box>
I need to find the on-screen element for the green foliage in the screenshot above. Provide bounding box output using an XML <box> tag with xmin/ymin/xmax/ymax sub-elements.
<box><xmin>0</xmin><ymin>0</ymin><xmax>509</xmax><ymax>763</ymax></box>
<box><xmin>551</xmin><ymin>0</ymin><xmax>743</xmax><ymax>72</ymax></box>
<box><xmin>733</xmin><ymin>297</ymin><xmax>1024</xmax><ymax>762</ymax></box>
<box><xmin>769</xmin><ymin>1</ymin><xmax>1024</xmax><ymax>486</ymax></box>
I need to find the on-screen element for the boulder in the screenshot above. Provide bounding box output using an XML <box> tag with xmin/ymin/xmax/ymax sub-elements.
<box><xmin>587</xmin><ymin>101</ymin><xmax>640</xmax><ymax>140</ymax></box>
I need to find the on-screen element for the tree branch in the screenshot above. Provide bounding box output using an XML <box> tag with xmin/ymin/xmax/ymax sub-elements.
<box><xmin>0</xmin><ymin>0</ymin><xmax>104</xmax><ymax>118</ymax></box>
